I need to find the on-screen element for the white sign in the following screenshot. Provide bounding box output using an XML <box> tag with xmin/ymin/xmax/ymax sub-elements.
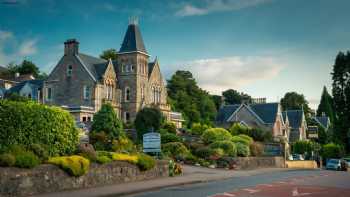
<box><xmin>143</xmin><ymin>132</ymin><xmax>161</xmax><ymax>153</ymax></box>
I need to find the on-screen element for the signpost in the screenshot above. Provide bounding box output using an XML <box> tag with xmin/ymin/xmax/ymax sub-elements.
<box><xmin>143</xmin><ymin>131</ymin><xmax>161</xmax><ymax>153</ymax></box>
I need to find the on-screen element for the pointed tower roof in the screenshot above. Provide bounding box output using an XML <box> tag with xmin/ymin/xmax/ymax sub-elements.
<box><xmin>119</xmin><ymin>20</ymin><xmax>148</xmax><ymax>55</ymax></box>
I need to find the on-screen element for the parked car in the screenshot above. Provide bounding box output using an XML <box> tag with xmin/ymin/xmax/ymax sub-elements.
<box><xmin>342</xmin><ymin>158</ymin><xmax>350</xmax><ymax>167</ymax></box>
<box><xmin>292</xmin><ymin>154</ymin><xmax>304</xmax><ymax>160</ymax></box>
<box><xmin>326</xmin><ymin>159</ymin><xmax>341</xmax><ymax>170</ymax></box>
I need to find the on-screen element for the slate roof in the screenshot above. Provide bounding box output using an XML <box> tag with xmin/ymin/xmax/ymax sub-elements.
<box><xmin>0</xmin><ymin>65</ymin><xmax>8</xmax><ymax>74</ymax></box>
<box><xmin>284</xmin><ymin>110</ymin><xmax>304</xmax><ymax>129</ymax></box>
<box><xmin>119</xmin><ymin>24</ymin><xmax>147</xmax><ymax>54</ymax></box>
<box><xmin>314</xmin><ymin>116</ymin><xmax>330</xmax><ymax>129</ymax></box>
<box><xmin>8</xmin><ymin>80</ymin><xmax>43</xmax><ymax>93</ymax></box>
<box><xmin>250</xmin><ymin>103</ymin><xmax>279</xmax><ymax>124</ymax></box>
<box><xmin>148</xmin><ymin>62</ymin><xmax>155</xmax><ymax>74</ymax></box>
<box><xmin>77</xmin><ymin>53</ymin><xmax>109</xmax><ymax>80</ymax></box>
<box><xmin>216</xmin><ymin>104</ymin><xmax>240</xmax><ymax>122</ymax></box>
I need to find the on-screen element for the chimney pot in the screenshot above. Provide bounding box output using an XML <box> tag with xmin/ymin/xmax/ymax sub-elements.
<box><xmin>64</xmin><ymin>39</ymin><xmax>79</xmax><ymax>55</ymax></box>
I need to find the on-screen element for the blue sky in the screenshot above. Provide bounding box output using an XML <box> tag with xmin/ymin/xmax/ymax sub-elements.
<box><xmin>1</xmin><ymin>0</ymin><xmax>349</xmax><ymax>109</ymax></box>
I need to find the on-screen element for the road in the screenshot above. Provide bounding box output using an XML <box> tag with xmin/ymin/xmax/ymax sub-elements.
<box><xmin>127</xmin><ymin>169</ymin><xmax>350</xmax><ymax>197</ymax></box>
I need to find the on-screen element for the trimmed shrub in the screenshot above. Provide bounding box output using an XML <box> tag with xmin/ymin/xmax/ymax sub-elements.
<box><xmin>96</xmin><ymin>155</ymin><xmax>112</xmax><ymax>164</ymax></box>
<box><xmin>136</xmin><ymin>153</ymin><xmax>155</xmax><ymax>171</ymax></box>
<box><xmin>161</xmin><ymin>132</ymin><xmax>183</xmax><ymax>144</ymax></box>
<box><xmin>184</xmin><ymin>153</ymin><xmax>198</xmax><ymax>164</ymax></box>
<box><xmin>0</xmin><ymin>100</ymin><xmax>79</xmax><ymax>156</ymax></box>
<box><xmin>111</xmin><ymin>153</ymin><xmax>138</xmax><ymax>164</ymax></box>
<box><xmin>194</xmin><ymin>146</ymin><xmax>213</xmax><ymax>159</ymax></box>
<box><xmin>0</xmin><ymin>153</ymin><xmax>15</xmax><ymax>167</ymax></box>
<box><xmin>91</xmin><ymin>103</ymin><xmax>124</xmax><ymax>150</ymax></box>
<box><xmin>191</xmin><ymin>123</ymin><xmax>209</xmax><ymax>136</ymax></box>
<box><xmin>29</xmin><ymin>144</ymin><xmax>49</xmax><ymax>161</ymax></box>
<box><xmin>162</xmin><ymin>142</ymin><xmax>189</xmax><ymax>158</ymax></box>
<box><xmin>229</xmin><ymin>123</ymin><xmax>249</xmax><ymax>136</ymax></box>
<box><xmin>15</xmin><ymin>151</ymin><xmax>40</xmax><ymax>168</ymax></box>
<box><xmin>209</xmin><ymin>140</ymin><xmax>237</xmax><ymax>157</ymax></box>
<box><xmin>232</xmin><ymin>135</ymin><xmax>251</xmax><ymax>146</ymax></box>
<box><xmin>236</xmin><ymin>143</ymin><xmax>250</xmax><ymax>157</ymax></box>
<box><xmin>250</xmin><ymin>142</ymin><xmax>264</xmax><ymax>156</ymax></box>
<box><xmin>250</xmin><ymin>128</ymin><xmax>273</xmax><ymax>142</ymax></box>
<box><xmin>321</xmin><ymin>143</ymin><xmax>344</xmax><ymax>159</ymax></box>
<box><xmin>210</xmin><ymin>148</ymin><xmax>225</xmax><ymax>160</ymax></box>
<box><xmin>162</xmin><ymin>122</ymin><xmax>177</xmax><ymax>134</ymax></box>
<box><xmin>48</xmin><ymin>155</ymin><xmax>90</xmax><ymax>177</ymax></box>
<box><xmin>112</xmin><ymin>136</ymin><xmax>135</xmax><ymax>153</ymax></box>
<box><xmin>135</xmin><ymin>107</ymin><xmax>164</xmax><ymax>141</ymax></box>
<box><xmin>237</xmin><ymin>134</ymin><xmax>253</xmax><ymax>145</ymax></box>
<box><xmin>201</xmin><ymin>128</ymin><xmax>232</xmax><ymax>144</ymax></box>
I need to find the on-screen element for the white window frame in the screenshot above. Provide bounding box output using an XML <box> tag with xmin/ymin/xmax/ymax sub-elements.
<box><xmin>46</xmin><ymin>87</ymin><xmax>52</xmax><ymax>101</ymax></box>
<box><xmin>83</xmin><ymin>86</ymin><xmax>90</xmax><ymax>100</ymax></box>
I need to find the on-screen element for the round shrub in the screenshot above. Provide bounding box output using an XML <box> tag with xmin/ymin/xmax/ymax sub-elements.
<box><xmin>162</xmin><ymin>122</ymin><xmax>177</xmax><ymax>134</ymax></box>
<box><xmin>48</xmin><ymin>155</ymin><xmax>90</xmax><ymax>177</ymax></box>
<box><xmin>0</xmin><ymin>100</ymin><xmax>79</xmax><ymax>156</ymax></box>
<box><xmin>201</xmin><ymin>128</ymin><xmax>232</xmax><ymax>144</ymax></box>
<box><xmin>137</xmin><ymin>153</ymin><xmax>156</xmax><ymax>171</ymax></box>
<box><xmin>236</xmin><ymin>143</ymin><xmax>250</xmax><ymax>157</ymax></box>
<box><xmin>229</xmin><ymin>123</ymin><xmax>249</xmax><ymax>136</ymax></box>
<box><xmin>162</xmin><ymin>142</ymin><xmax>189</xmax><ymax>158</ymax></box>
<box><xmin>250</xmin><ymin>142</ymin><xmax>264</xmax><ymax>156</ymax></box>
<box><xmin>15</xmin><ymin>151</ymin><xmax>40</xmax><ymax>168</ymax></box>
<box><xmin>191</xmin><ymin>123</ymin><xmax>209</xmax><ymax>136</ymax></box>
<box><xmin>237</xmin><ymin>134</ymin><xmax>253</xmax><ymax>144</ymax></box>
<box><xmin>30</xmin><ymin>144</ymin><xmax>49</xmax><ymax>161</ymax></box>
<box><xmin>209</xmin><ymin>148</ymin><xmax>225</xmax><ymax>160</ymax></box>
<box><xmin>0</xmin><ymin>153</ymin><xmax>15</xmax><ymax>167</ymax></box>
<box><xmin>321</xmin><ymin>143</ymin><xmax>344</xmax><ymax>159</ymax></box>
<box><xmin>194</xmin><ymin>146</ymin><xmax>213</xmax><ymax>159</ymax></box>
<box><xmin>96</xmin><ymin>155</ymin><xmax>112</xmax><ymax>164</ymax></box>
<box><xmin>161</xmin><ymin>132</ymin><xmax>183</xmax><ymax>144</ymax></box>
<box><xmin>209</xmin><ymin>140</ymin><xmax>237</xmax><ymax>157</ymax></box>
<box><xmin>111</xmin><ymin>153</ymin><xmax>138</xmax><ymax>164</ymax></box>
<box><xmin>112</xmin><ymin>136</ymin><xmax>135</xmax><ymax>153</ymax></box>
<box><xmin>232</xmin><ymin>135</ymin><xmax>251</xmax><ymax>146</ymax></box>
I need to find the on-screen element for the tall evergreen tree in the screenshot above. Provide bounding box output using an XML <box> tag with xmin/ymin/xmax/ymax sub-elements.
<box><xmin>316</xmin><ymin>86</ymin><xmax>335</xmax><ymax>123</ymax></box>
<box><xmin>280</xmin><ymin>92</ymin><xmax>312</xmax><ymax>116</ymax></box>
<box><xmin>332</xmin><ymin>51</ymin><xmax>350</xmax><ymax>151</ymax></box>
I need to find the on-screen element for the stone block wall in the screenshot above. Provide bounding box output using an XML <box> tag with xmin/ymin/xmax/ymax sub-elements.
<box><xmin>234</xmin><ymin>156</ymin><xmax>285</xmax><ymax>170</ymax></box>
<box><xmin>0</xmin><ymin>160</ymin><xmax>168</xmax><ymax>197</ymax></box>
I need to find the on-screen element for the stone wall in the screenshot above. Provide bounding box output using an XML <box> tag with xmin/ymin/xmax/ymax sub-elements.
<box><xmin>285</xmin><ymin>160</ymin><xmax>317</xmax><ymax>169</ymax></box>
<box><xmin>234</xmin><ymin>156</ymin><xmax>285</xmax><ymax>170</ymax></box>
<box><xmin>0</xmin><ymin>160</ymin><xmax>168</xmax><ymax>197</ymax></box>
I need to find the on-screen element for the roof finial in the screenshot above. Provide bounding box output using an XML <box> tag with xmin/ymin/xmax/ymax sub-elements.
<box><xmin>129</xmin><ymin>16</ymin><xmax>139</xmax><ymax>25</ymax></box>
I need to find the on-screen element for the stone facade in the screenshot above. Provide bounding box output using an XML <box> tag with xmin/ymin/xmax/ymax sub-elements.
<box><xmin>234</xmin><ymin>156</ymin><xmax>285</xmax><ymax>170</ymax></box>
<box><xmin>0</xmin><ymin>160</ymin><xmax>169</xmax><ymax>197</ymax></box>
<box><xmin>44</xmin><ymin>22</ymin><xmax>176</xmax><ymax>124</ymax></box>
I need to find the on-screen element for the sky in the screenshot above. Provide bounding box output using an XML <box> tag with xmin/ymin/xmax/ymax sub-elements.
<box><xmin>1</xmin><ymin>0</ymin><xmax>350</xmax><ymax>109</ymax></box>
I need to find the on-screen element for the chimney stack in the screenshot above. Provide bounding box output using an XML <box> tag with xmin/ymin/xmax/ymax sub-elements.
<box><xmin>64</xmin><ymin>39</ymin><xmax>79</xmax><ymax>55</ymax></box>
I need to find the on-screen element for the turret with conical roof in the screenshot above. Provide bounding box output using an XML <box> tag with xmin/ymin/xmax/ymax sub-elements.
<box><xmin>119</xmin><ymin>19</ymin><xmax>148</xmax><ymax>55</ymax></box>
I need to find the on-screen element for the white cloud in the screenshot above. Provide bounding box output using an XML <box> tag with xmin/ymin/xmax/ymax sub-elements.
<box><xmin>18</xmin><ymin>39</ymin><xmax>37</xmax><ymax>56</ymax></box>
<box><xmin>170</xmin><ymin>56</ymin><xmax>284</xmax><ymax>94</ymax></box>
<box><xmin>176</xmin><ymin>0</ymin><xmax>272</xmax><ymax>17</ymax></box>
<box><xmin>0</xmin><ymin>30</ymin><xmax>38</xmax><ymax>66</ymax></box>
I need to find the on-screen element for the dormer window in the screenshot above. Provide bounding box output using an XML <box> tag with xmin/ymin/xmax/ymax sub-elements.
<box><xmin>67</xmin><ymin>65</ymin><xmax>73</xmax><ymax>77</ymax></box>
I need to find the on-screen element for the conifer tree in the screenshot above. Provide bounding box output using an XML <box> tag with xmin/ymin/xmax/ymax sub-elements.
<box><xmin>316</xmin><ymin>86</ymin><xmax>334</xmax><ymax>123</ymax></box>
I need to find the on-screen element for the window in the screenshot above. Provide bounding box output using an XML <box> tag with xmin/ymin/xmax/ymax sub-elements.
<box><xmin>46</xmin><ymin>87</ymin><xmax>52</xmax><ymax>101</ymax></box>
<box><xmin>67</xmin><ymin>65</ymin><xmax>73</xmax><ymax>77</ymax></box>
<box><xmin>125</xmin><ymin>87</ymin><xmax>130</xmax><ymax>102</ymax></box>
<box><xmin>83</xmin><ymin>86</ymin><xmax>90</xmax><ymax>100</ymax></box>
<box><xmin>28</xmin><ymin>93</ymin><xmax>32</xmax><ymax>99</ymax></box>
<box><xmin>130</xmin><ymin>65</ymin><xmax>134</xmax><ymax>72</ymax></box>
<box><xmin>82</xmin><ymin>117</ymin><xmax>87</xmax><ymax>122</ymax></box>
<box><xmin>141</xmin><ymin>86</ymin><xmax>144</xmax><ymax>99</ymax></box>
<box><xmin>105</xmin><ymin>85</ymin><xmax>113</xmax><ymax>100</ymax></box>
<box><xmin>124</xmin><ymin>112</ymin><xmax>130</xmax><ymax>122</ymax></box>
<box><xmin>87</xmin><ymin>117</ymin><xmax>91</xmax><ymax>122</ymax></box>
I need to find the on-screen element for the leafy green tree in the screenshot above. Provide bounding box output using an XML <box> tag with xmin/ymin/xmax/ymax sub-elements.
<box><xmin>332</xmin><ymin>51</ymin><xmax>350</xmax><ymax>151</ymax></box>
<box><xmin>321</xmin><ymin>143</ymin><xmax>344</xmax><ymax>159</ymax></box>
<box><xmin>222</xmin><ymin>89</ymin><xmax>251</xmax><ymax>105</ymax></box>
<box><xmin>91</xmin><ymin>103</ymin><xmax>124</xmax><ymax>140</ymax></box>
<box><xmin>6</xmin><ymin>60</ymin><xmax>46</xmax><ymax>79</ymax></box>
<box><xmin>317</xmin><ymin>86</ymin><xmax>335</xmax><ymax>123</ymax></box>
<box><xmin>134</xmin><ymin>107</ymin><xmax>164</xmax><ymax>141</ymax></box>
<box><xmin>100</xmin><ymin>49</ymin><xmax>118</xmax><ymax>61</ymax></box>
<box><xmin>280</xmin><ymin>92</ymin><xmax>312</xmax><ymax>116</ymax></box>
<box><xmin>211</xmin><ymin>95</ymin><xmax>222</xmax><ymax>111</ymax></box>
<box><xmin>167</xmin><ymin>70</ymin><xmax>217</xmax><ymax>127</ymax></box>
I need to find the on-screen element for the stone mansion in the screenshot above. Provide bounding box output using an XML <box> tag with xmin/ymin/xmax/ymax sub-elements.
<box><xmin>43</xmin><ymin>21</ymin><xmax>182</xmax><ymax>127</ymax></box>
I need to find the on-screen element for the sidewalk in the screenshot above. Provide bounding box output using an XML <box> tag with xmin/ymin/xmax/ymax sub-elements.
<box><xmin>34</xmin><ymin>166</ymin><xmax>292</xmax><ymax>197</ymax></box>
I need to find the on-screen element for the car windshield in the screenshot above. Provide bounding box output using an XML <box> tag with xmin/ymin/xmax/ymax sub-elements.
<box><xmin>329</xmin><ymin>159</ymin><xmax>339</xmax><ymax>164</ymax></box>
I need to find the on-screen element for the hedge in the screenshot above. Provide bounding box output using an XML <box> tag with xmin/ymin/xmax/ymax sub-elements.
<box><xmin>209</xmin><ymin>140</ymin><xmax>237</xmax><ymax>157</ymax></box>
<box><xmin>0</xmin><ymin>100</ymin><xmax>79</xmax><ymax>156</ymax></box>
<box><xmin>48</xmin><ymin>155</ymin><xmax>90</xmax><ymax>176</ymax></box>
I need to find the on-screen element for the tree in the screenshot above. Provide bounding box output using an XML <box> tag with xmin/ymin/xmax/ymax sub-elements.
<box><xmin>222</xmin><ymin>89</ymin><xmax>251</xmax><ymax>105</ymax></box>
<box><xmin>317</xmin><ymin>86</ymin><xmax>335</xmax><ymax>123</ymax></box>
<box><xmin>134</xmin><ymin>107</ymin><xmax>164</xmax><ymax>141</ymax></box>
<box><xmin>280</xmin><ymin>92</ymin><xmax>312</xmax><ymax>115</ymax></box>
<box><xmin>91</xmin><ymin>103</ymin><xmax>124</xmax><ymax>141</ymax></box>
<box><xmin>100</xmin><ymin>49</ymin><xmax>118</xmax><ymax>61</ymax></box>
<box><xmin>6</xmin><ymin>60</ymin><xmax>46</xmax><ymax>79</ymax></box>
<box><xmin>210</xmin><ymin>95</ymin><xmax>222</xmax><ymax>111</ymax></box>
<box><xmin>167</xmin><ymin>70</ymin><xmax>217</xmax><ymax>127</ymax></box>
<box><xmin>331</xmin><ymin>51</ymin><xmax>350</xmax><ymax>151</ymax></box>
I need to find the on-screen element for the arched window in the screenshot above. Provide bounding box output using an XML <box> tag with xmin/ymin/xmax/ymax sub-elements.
<box><xmin>125</xmin><ymin>87</ymin><xmax>130</xmax><ymax>102</ymax></box>
<box><xmin>141</xmin><ymin>86</ymin><xmax>144</xmax><ymax>99</ymax></box>
<box><xmin>124</xmin><ymin>112</ymin><xmax>130</xmax><ymax>122</ymax></box>
<box><xmin>67</xmin><ymin>65</ymin><xmax>73</xmax><ymax>77</ymax></box>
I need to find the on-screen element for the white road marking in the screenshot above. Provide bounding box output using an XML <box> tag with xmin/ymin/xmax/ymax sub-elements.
<box><xmin>292</xmin><ymin>187</ymin><xmax>311</xmax><ymax>196</ymax></box>
<box><xmin>257</xmin><ymin>184</ymin><xmax>273</xmax><ymax>187</ymax></box>
<box><xmin>207</xmin><ymin>192</ymin><xmax>236</xmax><ymax>197</ymax></box>
<box><xmin>242</xmin><ymin>188</ymin><xmax>260</xmax><ymax>194</ymax></box>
